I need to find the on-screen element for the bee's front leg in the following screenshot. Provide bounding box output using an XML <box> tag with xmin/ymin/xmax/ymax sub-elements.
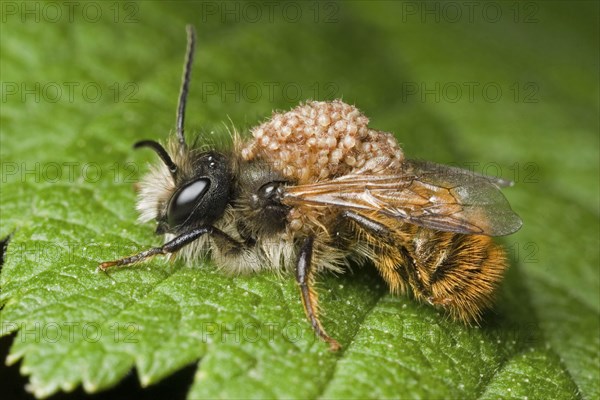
<box><xmin>98</xmin><ymin>226</ymin><xmax>242</xmax><ymax>270</ymax></box>
<box><xmin>296</xmin><ymin>236</ymin><xmax>341</xmax><ymax>351</ymax></box>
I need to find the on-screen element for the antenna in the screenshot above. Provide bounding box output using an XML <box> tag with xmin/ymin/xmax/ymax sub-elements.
<box><xmin>134</xmin><ymin>140</ymin><xmax>178</xmax><ymax>175</ymax></box>
<box><xmin>176</xmin><ymin>25</ymin><xmax>197</xmax><ymax>150</ymax></box>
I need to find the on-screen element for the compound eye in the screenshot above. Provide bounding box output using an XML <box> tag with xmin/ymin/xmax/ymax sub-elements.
<box><xmin>167</xmin><ymin>178</ymin><xmax>210</xmax><ymax>227</ymax></box>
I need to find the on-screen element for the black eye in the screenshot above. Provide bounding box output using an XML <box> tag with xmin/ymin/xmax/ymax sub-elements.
<box><xmin>167</xmin><ymin>178</ymin><xmax>210</xmax><ymax>227</ymax></box>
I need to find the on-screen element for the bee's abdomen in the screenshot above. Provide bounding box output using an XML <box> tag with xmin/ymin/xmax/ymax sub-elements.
<box><xmin>349</xmin><ymin>216</ymin><xmax>507</xmax><ymax>323</ymax></box>
<box><xmin>411</xmin><ymin>230</ymin><xmax>507</xmax><ymax>322</ymax></box>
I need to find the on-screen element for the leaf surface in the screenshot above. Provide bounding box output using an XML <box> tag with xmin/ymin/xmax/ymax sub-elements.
<box><xmin>1</xmin><ymin>2</ymin><xmax>598</xmax><ymax>399</ymax></box>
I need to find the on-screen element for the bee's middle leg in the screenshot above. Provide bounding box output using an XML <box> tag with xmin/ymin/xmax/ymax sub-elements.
<box><xmin>296</xmin><ymin>236</ymin><xmax>341</xmax><ymax>351</ymax></box>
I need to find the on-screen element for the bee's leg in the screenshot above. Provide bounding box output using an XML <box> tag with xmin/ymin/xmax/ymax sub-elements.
<box><xmin>296</xmin><ymin>236</ymin><xmax>341</xmax><ymax>351</ymax></box>
<box><xmin>398</xmin><ymin>247</ymin><xmax>433</xmax><ymax>299</ymax></box>
<box><xmin>340</xmin><ymin>211</ymin><xmax>433</xmax><ymax>299</ymax></box>
<box><xmin>99</xmin><ymin>226</ymin><xmax>242</xmax><ymax>270</ymax></box>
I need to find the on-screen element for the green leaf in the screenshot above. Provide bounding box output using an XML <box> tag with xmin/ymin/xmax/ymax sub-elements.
<box><xmin>1</xmin><ymin>2</ymin><xmax>598</xmax><ymax>399</ymax></box>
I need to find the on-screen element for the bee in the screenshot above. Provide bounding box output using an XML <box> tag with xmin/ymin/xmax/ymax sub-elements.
<box><xmin>100</xmin><ymin>26</ymin><xmax>522</xmax><ymax>351</ymax></box>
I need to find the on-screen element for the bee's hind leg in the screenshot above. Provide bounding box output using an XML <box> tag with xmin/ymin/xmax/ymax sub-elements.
<box><xmin>296</xmin><ymin>236</ymin><xmax>341</xmax><ymax>351</ymax></box>
<box><xmin>99</xmin><ymin>226</ymin><xmax>242</xmax><ymax>270</ymax></box>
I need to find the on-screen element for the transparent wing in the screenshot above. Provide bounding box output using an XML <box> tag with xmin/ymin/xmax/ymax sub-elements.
<box><xmin>282</xmin><ymin>160</ymin><xmax>522</xmax><ymax>236</ymax></box>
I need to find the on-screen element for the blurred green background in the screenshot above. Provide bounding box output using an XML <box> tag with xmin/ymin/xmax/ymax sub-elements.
<box><xmin>1</xmin><ymin>1</ymin><xmax>598</xmax><ymax>399</ymax></box>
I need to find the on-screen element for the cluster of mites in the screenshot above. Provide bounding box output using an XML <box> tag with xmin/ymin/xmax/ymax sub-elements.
<box><xmin>241</xmin><ymin>100</ymin><xmax>405</xmax><ymax>184</ymax></box>
<box><xmin>240</xmin><ymin>100</ymin><xmax>406</xmax><ymax>234</ymax></box>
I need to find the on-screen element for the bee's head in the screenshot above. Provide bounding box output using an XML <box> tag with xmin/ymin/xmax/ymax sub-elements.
<box><xmin>134</xmin><ymin>140</ymin><xmax>231</xmax><ymax>233</ymax></box>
